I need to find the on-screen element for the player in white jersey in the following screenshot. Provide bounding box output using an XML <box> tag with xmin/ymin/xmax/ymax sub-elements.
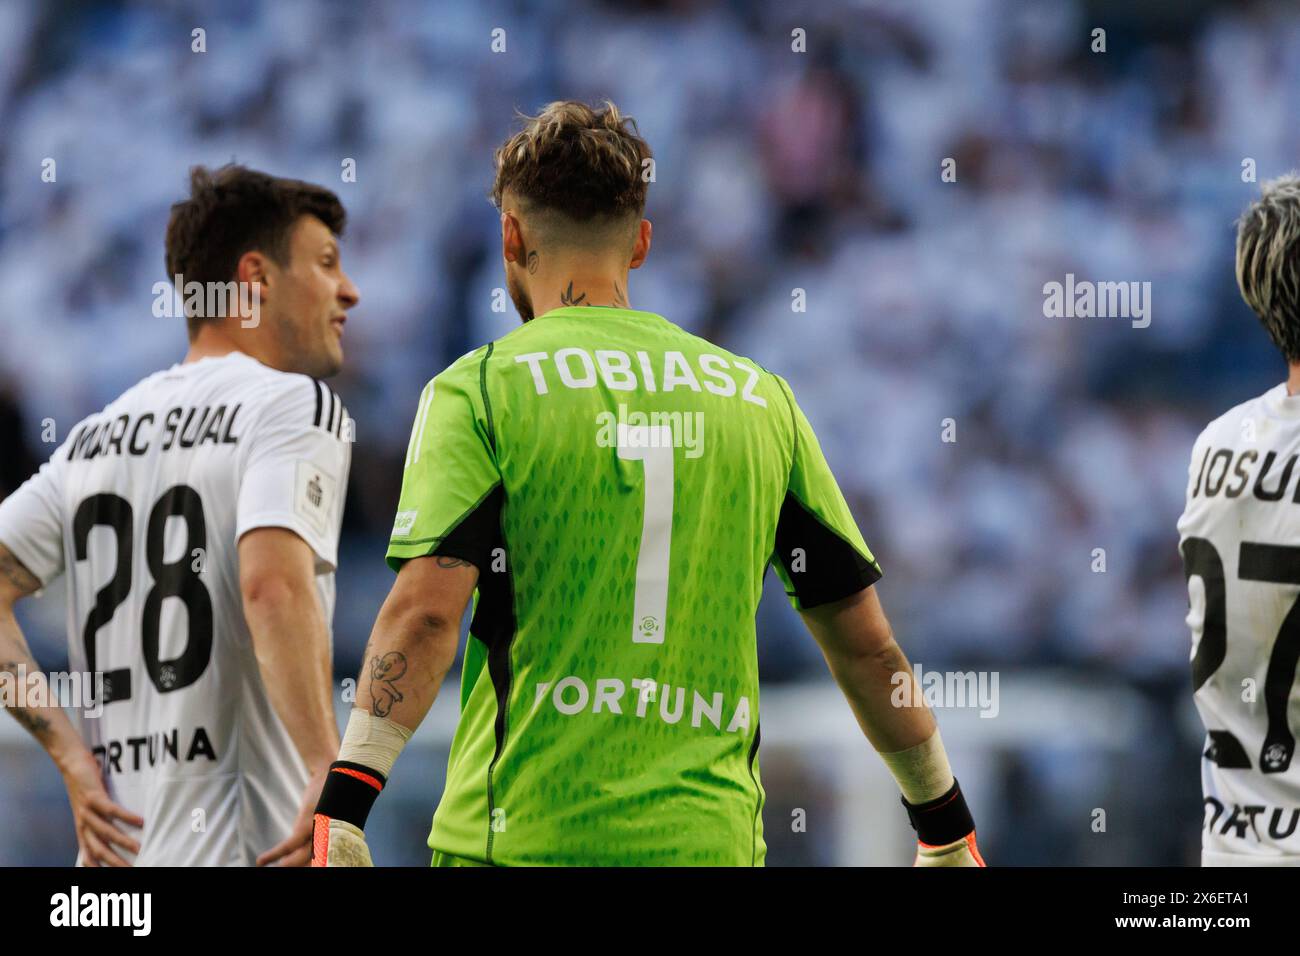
<box><xmin>0</xmin><ymin>165</ymin><xmax>360</xmax><ymax>866</ymax></box>
<box><xmin>1179</xmin><ymin>174</ymin><xmax>1300</xmax><ymax>866</ymax></box>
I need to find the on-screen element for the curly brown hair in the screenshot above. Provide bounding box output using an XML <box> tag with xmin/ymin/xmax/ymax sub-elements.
<box><xmin>490</xmin><ymin>100</ymin><xmax>652</xmax><ymax>243</ymax></box>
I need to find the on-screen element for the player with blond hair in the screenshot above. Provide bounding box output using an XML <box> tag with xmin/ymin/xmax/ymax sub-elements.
<box><xmin>312</xmin><ymin>101</ymin><xmax>981</xmax><ymax>867</ymax></box>
<box><xmin>1180</xmin><ymin>174</ymin><xmax>1300</xmax><ymax>866</ymax></box>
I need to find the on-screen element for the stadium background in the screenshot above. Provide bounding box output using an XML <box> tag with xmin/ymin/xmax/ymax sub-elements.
<box><xmin>0</xmin><ymin>0</ymin><xmax>1291</xmax><ymax>865</ymax></box>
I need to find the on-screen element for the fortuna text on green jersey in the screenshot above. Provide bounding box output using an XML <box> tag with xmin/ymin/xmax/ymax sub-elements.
<box><xmin>388</xmin><ymin>306</ymin><xmax>880</xmax><ymax>866</ymax></box>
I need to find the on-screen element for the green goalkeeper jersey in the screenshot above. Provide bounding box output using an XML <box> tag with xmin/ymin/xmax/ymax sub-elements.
<box><xmin>387</xmin><ymin>306</ymin><xmax>881</xmax><ymax>866</ymax></box>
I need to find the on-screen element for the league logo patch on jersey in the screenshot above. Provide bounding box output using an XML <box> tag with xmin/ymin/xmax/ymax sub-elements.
<box><xmin>392</xmin><ymin>509</ymin><xmax>418</xmax><ymax>537</ymax></box>
<box><xmin>295</xmin><ymin>460</ymin><xmax>337</xmax><ymax>536</ymax></box>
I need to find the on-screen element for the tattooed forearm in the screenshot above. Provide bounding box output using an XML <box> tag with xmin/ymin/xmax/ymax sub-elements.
<box><xmin>0</xmin><ymin>659</ymin><xmax>27</xmax><ymax>675</ymax></box>
<box><xmin>369</xmin><ymin>651</ymin><xmax>407</xmax><ymax>718</ymax></box>
<box><xmin>12</xmin><ymin>708</ymin><xmax>51</xmax><ymax>738</ymax></box>
<box><xmin>0</xmin><ymin>559</ymin><xmax>56</xmax><ymax>742</ymax></box>
<box><xmin>0</xmin><ymin>547</ymin><xmax>40</xmax><ymax>598</ymax></box>
<box><xmin>2</xmin><ymin>656</ymin><xmax>51</xmax><ymax>737</ymax></box>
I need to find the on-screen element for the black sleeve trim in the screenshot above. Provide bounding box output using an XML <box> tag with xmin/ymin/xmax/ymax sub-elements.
<box><xmin>335</xmin><ymin>399</ymin><xmax>346</xmax><ymax>438</ymax></box>
<box><xmin>310</xmin><ymin>377</ymin><xmax>324</xmax><ymax>427</ymax></box>
<box><xmin>432</xmin><ymin>483</ymin><xmax>505</xmax><ymax>574</ymax></box>
<box><xmin>772</xmin><ymin>491</ymin><xmax>881</xmax><ymax>608</ymax></box>
<box><xmin>309</xmin><ymin>378</ymin><xmax>345</xmax><ymax>436</ymax></box>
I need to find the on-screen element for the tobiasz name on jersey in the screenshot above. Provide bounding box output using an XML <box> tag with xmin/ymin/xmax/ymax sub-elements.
<box><xmin>66</xmin><ymin>403</ymin><xmax>243</xmax><ymax>461</ymax></box>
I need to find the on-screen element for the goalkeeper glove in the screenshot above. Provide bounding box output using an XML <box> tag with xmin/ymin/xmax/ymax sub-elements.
<box><xmin>311</xmin><ymin>762</ymin><xmax>385</xmax><ymax>867</ymax></box>
<box><xmin>902</xmin><ymin>778</ymin><xmax>985</xmax><ymax>867</ymax></box>
<box><xmin>312</xmin><ymin>710</ymin><xmax>413</xmax><ymax>867</ymax></box>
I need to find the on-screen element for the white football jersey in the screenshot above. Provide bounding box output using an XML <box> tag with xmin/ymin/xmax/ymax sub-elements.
<box><xmin>1179</xmin><ymin>382</ymin><xmax>1300</xmax><ymax>866</ymax></box>
<box><xmin>0</xmin><ymin>351</ymin><xmax>351</xmax><ymax>866</ymax></box>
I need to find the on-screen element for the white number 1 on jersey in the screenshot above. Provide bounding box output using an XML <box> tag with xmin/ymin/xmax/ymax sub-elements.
<box><xmin>618</xmin><ymin>424</ymin><xmax>674</xmax><ymax>645</ymax></box>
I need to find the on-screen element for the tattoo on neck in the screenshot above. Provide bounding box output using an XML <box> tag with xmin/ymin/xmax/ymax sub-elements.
<box><xmin>560</xmin><ymin>281</ymin><xmax>587</xmax><ymax>306</ymax></box>
<box><xmin>559</xmin><ymin>279</ymin><xmax>629</xmax><ymax>309</ymax></box>
<box><xmin>526</xmin><ymin>250</ymin><xmax>539</xmax><ymax>275</ymax></box>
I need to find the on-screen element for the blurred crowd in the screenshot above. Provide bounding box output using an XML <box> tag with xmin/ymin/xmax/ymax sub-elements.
<box><xmin>2</xmin><ymin>0</ymin><xmax>1297</xmax><ymax>864</ymax></box>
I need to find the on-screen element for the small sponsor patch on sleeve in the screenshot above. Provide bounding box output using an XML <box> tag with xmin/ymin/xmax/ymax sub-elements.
<box><xmin>392</xmin><ymin>509</ymin><xmax>418</xmax><ymax>538</ymax></box>
<box><xmin>295</xmin><ymin>461</ymin><xmax>337</xmax><ymax>537</ymax></box>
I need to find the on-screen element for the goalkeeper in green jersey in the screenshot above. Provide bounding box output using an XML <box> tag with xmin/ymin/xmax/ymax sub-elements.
<box><xmin>312</xmin><ymin>100</ymin><xmax>983</xmax><ymax>867</ymax></box>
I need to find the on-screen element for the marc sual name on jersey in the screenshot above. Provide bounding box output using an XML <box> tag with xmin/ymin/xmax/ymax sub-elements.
<box><xmin>1191</xmin><ymin>444</ymin><xmax>1300</xmax><ymax>501</ymax></box>
<box><xmin>66</xmin><ymin>404</ymin><xmax>243</xmax><ymax>461</ymax></box>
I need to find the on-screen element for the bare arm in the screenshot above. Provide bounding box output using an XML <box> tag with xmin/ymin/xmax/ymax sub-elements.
<box><xmin>239</xmin><ymin>527</ymin><xmax>340</xmax><ymax>773</ymax></box>
<box><xmin>801</xmin><ymin>583</ymin><xmax>985</xmax><ymax>865</ymax></box>
<box><xmin>0</xmin><ymin>543</ymin><xmax>143</xmax><ymax>865</ymax></box>
<box><xmin>799</xmin><ymin>585</ymin><xmax>936</xmax><ymax>754</ymax></box>
<box><xmin>355</xmin><ymin>554</ymin><xmax>478</xmax><ymax>731</ymax></box>
<box><xmin>0</xmin><ymin>546</ymin><xmax>83</xmax><ymax>766</ymax></box>
<box><xmin>241</xmin><ymin>527</ymin><xmax>346</xmax><ymax>866</ymax></box>
<box><xmin>308</xmin><ymin>555</ymin><xmax>476</xmax><ymax>866</ymax></box>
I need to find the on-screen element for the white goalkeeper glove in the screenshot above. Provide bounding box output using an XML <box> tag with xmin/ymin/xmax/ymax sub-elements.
<box><xmin>311</xmin><ymin>711</ymin><xmax>412</xmax><ymax>867</ymax></box>
<box><xmin>903</xmin><ymin>779</ymin><xmax>986</xmax><ymax>867</ymax></box>
<box><xmin>914</xmin><ymin>832</ymin><xmax>985</xmax><ymax>867</ymax></box>
<box><xmin>313</xmin><ymin>815</ymin><xmax>374</xmax><ymax>868</ymax></box>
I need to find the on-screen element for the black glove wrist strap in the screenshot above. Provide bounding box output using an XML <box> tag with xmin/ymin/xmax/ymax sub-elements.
<box><xmin>315</xmin><ymin>760</ymin><xmax>387</xmax><ymax>830</ymax></box>
<box><xmin>901</xmin><ymin>778</ymin><xmax>975</xmax><ymax>846</ymax></box>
